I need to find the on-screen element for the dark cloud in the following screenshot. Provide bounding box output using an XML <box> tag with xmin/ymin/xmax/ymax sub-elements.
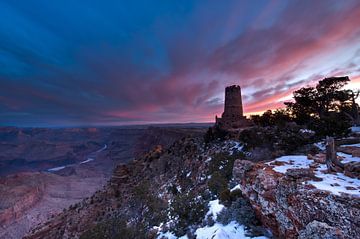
<box><xmin>0</xmin><ymin>0</ymin><xmax>360</xmax><ymax>126</ymax></box>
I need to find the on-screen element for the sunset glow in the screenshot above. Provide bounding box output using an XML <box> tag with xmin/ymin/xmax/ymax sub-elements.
<box><xmin>1</xmin><ymin>0</ymin><xmax>360</xmax><ymax>126</ymax></box>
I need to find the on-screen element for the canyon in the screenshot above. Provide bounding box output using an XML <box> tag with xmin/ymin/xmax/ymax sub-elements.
<box><xmin>0</xmin><ymin>125</ymin><xmax>207</xmax><ymax>239</ymax></box>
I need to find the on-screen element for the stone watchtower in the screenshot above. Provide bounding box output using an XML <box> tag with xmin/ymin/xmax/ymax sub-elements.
<box><xmin>222</xmin><ymin>85</ymin><xmax>244</xmax><ymax>119</ymax></box>
<box><xmin>215</xmin><ymin>85</ymin><xmax>250</xmax><ymax>129</ymax></box>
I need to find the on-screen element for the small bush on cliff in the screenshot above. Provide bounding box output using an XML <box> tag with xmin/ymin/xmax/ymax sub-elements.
<box><xmin>204</xmin><ymin>126</ymin><xmax>228</xmax><ymax>144</ymax></box>
<box><xmin>169</xmin><ymin>191</ymin><xmax>207</xmax><ymax>236</ymax></box>
<box><xmin>79</xmin><ymin>218</ymin><xmax>147</xmax><ymax>239</ymax></box>
<box><xmin>130</xmin><ymin>180</ymin><xmax>167</xmax><ymax>227</ymax></box>
<box><xmin>207</xmin><ymin>152</ymin><xmax>243</xmax><ymax>196</ymax></box>
<box><xmin>239</xmin><ymin>125</ymin><xmax>316</xmax><ymax>156</ymax></box>
<box><xmin>219</xmin><ymin>188</ymin><xmax>243</xmax><ymax>207</ymax></box>
<box><xmin>208</xmin><ymin>172</ymin><xmax>228</xmax><ymax>196</ymax></box>
<box><xmin>217</xmin><ymin>196</ymin><xmax>260</xmax><ymax>229</ymax></box>
<box><xmin>208</xmin><ymin>152</ymin><xmax>244</xmax><ymax>179</ymax></box>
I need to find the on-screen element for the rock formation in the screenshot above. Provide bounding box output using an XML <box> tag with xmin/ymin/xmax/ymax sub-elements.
<box><xmin>215</xmin><ymin>85</ymin><xmax>251</xmax><ymax>129</ymax></box>
<box><xmin>232</xmin><ymin>158</ymin><xmax>360</xmax><ymax>238</ymax></box>
<box><xmin>22</xmin><ymin>128</ymin><xmax>360</xmax><ymax>239</ymax></box>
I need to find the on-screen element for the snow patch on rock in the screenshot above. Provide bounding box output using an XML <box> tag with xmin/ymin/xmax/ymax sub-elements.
<box><xmin>206</xmin><ymin>200</ymin><xmax>224</xmax><ymax>220</ymax></box>
<box><xmin>309</xmin><ymin>163</ymin><xmax>360</xmax><ymax>196</ymax></box>
<box><xmin>195</xmin><ymin>221</ymin><xmax>267</xmax><ymax>239</ymax></box>
<box><xmin>266</xmin><ymin>155</ymin><xmax>312</xmax><ymax>173</ymax></box>
<box><xmin>267</xmin><ymin>154</ymin><xmax>360</xmax><ymax>197</ymax></box>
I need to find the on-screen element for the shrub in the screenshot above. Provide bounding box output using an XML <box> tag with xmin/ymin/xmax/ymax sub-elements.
<box><xmin>207</xmin><ymin>152</ymin><xmax>244</xmax><ymax>196</ymax></box>
<box><xmin>239</xmin><ymin>125</ymin><xmax>316</xmax><ymax>156</ymax></box>
<box><xmin>204</xmin><ymin>126</ymin><xmax>228</xmax><ymax>144</ymax></box>
<box><xmin>208</xmin><ymin>172</ymin><xmax>228</xmax><ymax>196</ymax></box>
<box><xmin>130</xmin><ymin>180</ymin><xmax>167</xmax><ymax>227</ymax></box>
<box><xmin>169</xmin><ymin>191</ymin><xmax>207</xmax><ymax>236</ymax></box>
<box><xmin>208</xmin><ymin>152</ymin><xmax>242</xmax><ymax>180</ymax></box>
<box><xmin>217</xmin><ymin>197</ymin><xmax>259</xmax><ymax>228</ymax></box>
<box><xmin>219</xmin><ymin>188</ymin><xmax>243</xmax><ymax>207</ymax></box>
<box><xmin>308</xmin><ymin>112</ymin><xmax>351</xmax><ymax>137</ymax></box>
<box><xmin>219</xmin><ymin>189</ymin><xmax>231</xmax><ymax>206</ymax></box>
<box><xmin>79</xmin><ymin>218</ymin><xmax>147</xmax><ymax>239</ymax></box>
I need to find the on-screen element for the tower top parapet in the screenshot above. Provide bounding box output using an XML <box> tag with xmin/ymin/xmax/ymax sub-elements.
<box><xmin>225</xmin><ymin>85</ymin><xmax>241</xmax><ymax>93</ymax></box>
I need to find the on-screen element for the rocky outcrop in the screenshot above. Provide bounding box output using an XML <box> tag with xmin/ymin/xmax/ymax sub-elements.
<box><xmin>24</xmin><ymin>136</ymin><xmax>209</xmax><ymax>239</ymax></box>
<box><xmin>0</xmin><ymin>173</ymin><xmax>45</xmax><ymax>226</ymax></box>
<box><xmin>233</xmin><ymin>159</ymin><xmax>360</xmax><ymax>238</ymax></box>
<box><xmin>298</xmin><ymin>221</ymin><xmax>344</xmax><ymax>239</ymax></box>
<box><xmin>132</xmin><ymin>126</ymin><xmax>205</xmax><ymax>157</ymax></box>
<box><xmin>23</xmin><ymin>132</ymin><xmax>360</xmax><ymax>239</ymax></box>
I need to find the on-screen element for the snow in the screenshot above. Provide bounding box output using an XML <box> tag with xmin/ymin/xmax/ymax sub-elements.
<box><xmin>157</xmin><ymin>199</ymin><xmax>268</xmax><ymax>239</ymax></box>
<box><xmin>196</xmin><ymin>221</ymin><xmax>267</xmax><ymax>239</ymax></box>
<box><xmin>228</xmin><ymin>141</ymin><xmax>243</xmax><ymax>155</ymax></box>
<box><xmin>267</xmin><ymin>154</ymin><xmax>360</xmax><ymax>197</ymax></box>
<box><xmin>300</xmin><ymin>129</ymin><xmax>315</xmax><ymax>134</ymax></box>
<box><xmin>266</xmin><ymin>155</ymin><xmax>312</xmax><ymax>173</ymax></box>
<box><xmin>206</xmin><ymin>200</ymin><xmax>224</xmax><ymax>220</ymax></box>
<box><xmin>157</xmin><ymin>231</ymin><xmax>178</xmax><ymax>239</ymax></box>
<box><xmin>314</xmin><ymin>142</ymin><xmax>326</xmax><ymax>151</ymax></box>
<box><xmin>231</xmin><ymin>141</ymin><xmax>243</xmax><ymax>151</ymax></box>
<box><xmin>157</xmin><ymin>196</ymin><xmax>269</xmax><ymax>239</ymax></box>
<box><xmin>337</xmin><ymin>152</ymin><xmax>360</xmax><ymax>163</ymax></box>
<box><xmin>230</xmin><ymin>184</ymin><xmax>241</xmax><ymax>192</ymax></box>
<box><xmin>351</xmin><ymin>126</ymin><xmax>360</xmax><ymax>132</ymax></box>
<box><xmin>157</xmin><ymin>221</ymin><xmax>268</xmax><ymax>239</ymax></box>
<box><xmin>309</xmin><ymin>164</ymin><xmax>360</xmax><ymax>196</ymax></box>
<box><xmin>340</xmin><ymin>143</ymin><xmax>360</xmax><ymax>147</ymax></box>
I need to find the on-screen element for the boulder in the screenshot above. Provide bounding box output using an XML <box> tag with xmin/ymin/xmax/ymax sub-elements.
<box><xmin>285</xmin><ymin>168</ymin><xmax>315</xmax><ymax>180</ymax></box>
<box><xmin>232</xmin><ymin>159</ymin><xmax>254</xmax><ymax>181</ymax></box>
<box><xmin>233</xmin><ymin>161</ymin><xmax>360</xmax><ymax>238</ymax></box>
<box><xmin>344</xmin><ymin>161</ymin><xmax>360</xmax><ymax>179</ymax></box>
<box><xmin>298</xmin><ymin>220</ymin><xmax>344</xmax><ymax>239</ymax></box>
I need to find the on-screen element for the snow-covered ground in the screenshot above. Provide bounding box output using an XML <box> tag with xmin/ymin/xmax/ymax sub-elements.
<box><xmin>351</xmin><ymin>126</ymin><xmax>360</xmax><ymax>133</ymax></box>
<box><xmin>206</xmin><ymin>200</ymin><xmax>224</xmax><ymax>220</ymax></box>
<box><xmin>195</xmin><ymin>221</ymin><xmax>267</xmax><ymax>239</ymax></box>
<box><xmin>267</xmin><ymin>153</ymin><xmax>360</xmax><ymax>197</ymax></box>
<box><xmin>157</xmin><ymin>200</ymin><xmax>268</xmax><ymax>239</ymax></box>
<box><xmin>314</xmin><ymin>142</ymin><xmax>326</xmax><ymax>151</ymax></box>
<box><xmin>266</xmin><ymin>155</ymin><xmax>312</xmax><ymax>174</ymax></box>
<box><xmin>340</xmin><ymin>143</ymin><xmax>360</xmax><ymax>147</ymax></box>
<box><xmin>229</xmin><ymin>141</ymin><xmax>243</xmax><ymax>155</ymax></box>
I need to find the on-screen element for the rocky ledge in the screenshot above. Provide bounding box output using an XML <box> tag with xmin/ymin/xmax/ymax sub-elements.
<box><xmin>233</xmin><ymin>156</ymin><xmax>360</xmax><ymax>239</ymax></box>
<box><xmin>0</xmin><ymin>173</ymin><xmax>45</xmax><ymax>226</ymax></box>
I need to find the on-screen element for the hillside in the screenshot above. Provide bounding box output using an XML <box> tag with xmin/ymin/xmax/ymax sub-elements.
<box><xmin>0</xmin><ymin>126</ymin><xmax>206</xmax><ymax>239</ymax></box>
<box><xmin>24</xmin><ymin>126</ymin><xmax>360</xmax><ymax>239</ymax></box>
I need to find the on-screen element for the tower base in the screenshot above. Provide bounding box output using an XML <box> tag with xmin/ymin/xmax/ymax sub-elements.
<box><xmin>215</xmin><ymin>116</ymin><xmax>252</xmax><ymax>129</ymax></box>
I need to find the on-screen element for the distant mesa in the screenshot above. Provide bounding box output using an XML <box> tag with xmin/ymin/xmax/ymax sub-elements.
<box><xmin>215</xmin><ymin>85</ymin><xmax>252</xmax><ymax>129</ymax></box>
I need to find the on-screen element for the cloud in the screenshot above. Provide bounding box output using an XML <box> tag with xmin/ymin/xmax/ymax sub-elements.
<box><xmin>0</xmin><ymin>0</ymin><xmax>360</xmax><ymax>126</ymax></box>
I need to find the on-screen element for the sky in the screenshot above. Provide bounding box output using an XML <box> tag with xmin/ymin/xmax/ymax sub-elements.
<box><xmin>1</xmin><ymin>0</ymin><xmax>360</xmax><ymax>127</ymax></box>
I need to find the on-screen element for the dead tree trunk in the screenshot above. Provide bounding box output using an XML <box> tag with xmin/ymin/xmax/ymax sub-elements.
<box><xmin>326</xmin><ymin>137</ymin><xmax>344</xmax><ymax>172</ymax></box>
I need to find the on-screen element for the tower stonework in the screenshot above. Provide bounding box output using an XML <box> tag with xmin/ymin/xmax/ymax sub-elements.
<box><xmin>215</xmin><ymin>85</ymin><xmax>251</xmax><ymax>129</ymax></box>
